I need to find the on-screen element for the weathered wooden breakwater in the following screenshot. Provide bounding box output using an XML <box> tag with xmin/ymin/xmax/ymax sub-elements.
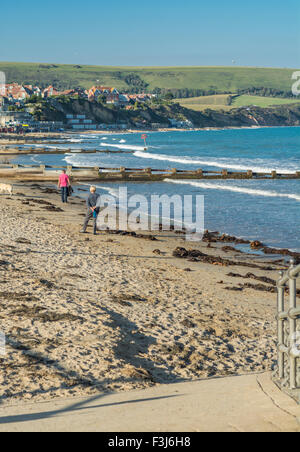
<box><xmin>0</xmin><ymin>164</ymin><xmax>300</xmax><ymax>182</ymax></box>
<box><xmin>0</xmin><ymin>147</ymin><xmax>134</xmax><ymax>155</ymax></box>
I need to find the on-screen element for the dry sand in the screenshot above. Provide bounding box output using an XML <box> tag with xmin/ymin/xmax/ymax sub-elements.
<box><xmin>0</xmin><ymin>182</ymin><xmax>288</xmax><ymax>405</ymax></box>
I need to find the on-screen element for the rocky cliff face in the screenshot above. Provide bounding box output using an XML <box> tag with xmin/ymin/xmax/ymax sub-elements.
<box><xmin>31</xmin><ymin>97</ymin><xmax>300</xmax><ymax>128</ymax></box>
<box><xmin>188</xmin><ymin>104</ymin><xmax>300</xmax><ymax>128</ymax></box>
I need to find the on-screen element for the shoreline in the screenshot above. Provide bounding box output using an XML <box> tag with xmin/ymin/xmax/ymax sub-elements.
<box><xmin>1</xmin><ymin>126</ymin><xmax>299</xmax><ymax>261</ymax></box>
<box><xmin>1</xmin><ymin>123</ymin><xmax>300</xmax><ymax>143</ymax></box>
<box><xmin>73</xmin><ymin>181</ymin><xmax>300</xmax><ymax>255</ymax></box>
<box><xmin>0</xmin><ymin>174</ymin><xmax>299</xmax><ymax>254</ymax></box>
<box><xmin>0</xmin><ymin>181</ymin><xmax>286</xmax><ymax>404</ymax></box>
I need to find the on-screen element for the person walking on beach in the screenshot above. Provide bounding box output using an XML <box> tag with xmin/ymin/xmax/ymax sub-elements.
<box><xmin>80</xmin><ymin>186</ymin><xmax>100</xmax><ymax>235</ymax></box>
<box><xmin>58</xmin><ymin>169</ymin><xmax>70</xmax><ymax>203</ymax></box>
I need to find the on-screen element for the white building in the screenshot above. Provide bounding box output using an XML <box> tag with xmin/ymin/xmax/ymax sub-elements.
<box><xmin>65</xmin><ymin>114</ymin><xmax>97</xmax><ymax>130</ymax></box>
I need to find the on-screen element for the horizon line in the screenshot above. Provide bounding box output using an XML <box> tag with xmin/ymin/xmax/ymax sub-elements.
<box><xmin>0</xmin><ymin>61</ymin><xmax>299</xmax><ymax>71</ymax></box>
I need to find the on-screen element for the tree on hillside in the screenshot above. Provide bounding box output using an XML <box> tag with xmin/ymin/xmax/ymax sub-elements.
<box><xmin>164</xmin><ymin>92</ymin><xmax>174</xmax><ymax>100</ymax></box>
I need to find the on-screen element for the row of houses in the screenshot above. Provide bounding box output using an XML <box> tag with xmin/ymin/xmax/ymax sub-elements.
<box><xmin>0</xmin><ymin>111</ymin><xmax>63</xmax><ymax>132</ymax></box>
<box><xmin>87</xmin><ymin>87</ymin><xmax>156</xmax><ymax>105</ymax></box>
<box><xmin>0</xmin><ymin>111</ymin><xmax>132</xmax><ymax>132</ymax></box>
<box><xmin>0</xmin><ymin>83</ymin><xmax>85</xmax><ymax>104</ymax></box>
<box><xmin>0</xmin><ymin>82</ymin><xmax>157</xmax><ymax>107</ymax></box>
<box><xmin>66</xmin><ymin>114</ymin><xmax>129</xmax><ymax>131</ymax></box>
<box><xmin>0</xmin><ymin>83</ymin><xmax>42</xmax><ymax>103</ymax></box>
<box><xmin>0</xmin><ymin>109</ymin><xmax>174</xmax><ymax>133</ymax></box>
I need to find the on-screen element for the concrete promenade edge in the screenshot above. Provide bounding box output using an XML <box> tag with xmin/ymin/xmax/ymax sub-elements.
<box><xmin>0</xmin><ymin>372</ymin><xmax>299</xmax><ymax>432</ymax></box>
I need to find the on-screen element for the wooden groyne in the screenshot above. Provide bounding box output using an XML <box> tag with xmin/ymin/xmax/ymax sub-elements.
<box><xmin>0</xmin><ymin>147</ymin><xmax>134</xmax><ymax>156</ymax></box>
<box><xmin>0</xmin><ymin>164</ymin><xmax>299</xmax><ymax>182</ymax></box>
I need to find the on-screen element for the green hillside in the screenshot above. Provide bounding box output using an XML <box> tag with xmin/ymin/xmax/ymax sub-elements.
<box><xmin>0</xmin><ymin>62</ymin><xmax>298</xmax><ymax>93</ymax></box>
<box><xmin>231</xmin><ymin>94</ymin><xmax>300</xmax><ymax>108</ymax></box>
<box><xmin>175</xmin><ymin>94</ymin><xmax>232</xmax><ymax>111</ymax></box>
<box><xmin>175</xmin><ymin>94</ymin><xmax>300</xmax><ymax>111</ymax></box>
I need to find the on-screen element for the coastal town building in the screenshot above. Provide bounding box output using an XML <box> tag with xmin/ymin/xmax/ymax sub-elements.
<box><xmin>24</xmin><ymin>85</ymin><xmax>41</xmax><ymax>97</ymax></box>
<box><xmin>169</xmin><ymin>118</ymin><xmax>194</xmax><ymax>128</ymax></box>
<box><xmin>1</xmin><ymin>83</ymin><xmax>41</xmax><ymax>103</ymax></box>
<box><xmin>0</xmin><ymin>111</ymin><xmax>31</xmax><ymax>127</ymax></box>
<box><xmin>86</xmin><ymin>85</ymin><xmax>127</xmax><ymax>105</ymax></box>
<box><xmin>66</xmin><ymin>114</ymin><xmax>97</xmax><ymax>130</ymax></box>
<box><xmin>54</xmin><ymin>88</ymin><xmax>86</xmax><ymax>98</ymax></box>
<box><xmin>5</xmin><ymin>83</ymin><xmax>29</xmax><ymax>101</ymax></box>
<box><xmin>0</xmin><ymin>81</ymin><xmax>157</xmax><ymax>108</ymax></box>
<box><xmin>42</xmin><ymin>85</ymin><xmax>60</xmax><ymax>98</ymax></box>
<box><xmin>128</xmin><ymin>93</ymin><xmax>157</xmax><ymax>103</ymax></box>
<box><xmin>0</xmin><ymin>80</ymin><xmax>163</xmax><ymax>132</ymax></box>
<box><xmin>0</xmin><ymin>111</ymin><xmax>63</xmax><ymax>132</ymax></box>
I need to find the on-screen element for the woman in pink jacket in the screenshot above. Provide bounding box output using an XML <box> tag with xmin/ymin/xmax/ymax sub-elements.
<box><xmin>58</xmin><ymin>170</ymin><xmax>70</xmax><ymax>203</ymax></box>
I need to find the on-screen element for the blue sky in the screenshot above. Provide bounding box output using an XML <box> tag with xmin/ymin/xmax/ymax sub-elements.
<box><xmin>0</xmin><ymin>0</ymin><xmax>299</xmax><ymax>67</ymax></box>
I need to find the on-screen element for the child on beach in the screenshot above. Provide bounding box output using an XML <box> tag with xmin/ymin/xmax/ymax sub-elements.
<box><xmin>80</xmin><ymin>186</ymin><xmax>100</xmax><ymax>235</ymax></box>
<box><xmin>58</xmin><ymin>170</ymin><xmax>70</xmax><ymax>203</ymax></box>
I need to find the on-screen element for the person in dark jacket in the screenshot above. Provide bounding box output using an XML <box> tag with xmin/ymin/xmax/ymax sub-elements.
<box><xmin>80</xmin><ymin>186</ymin><xmax>100</xmax><ymax>235</ymax></box>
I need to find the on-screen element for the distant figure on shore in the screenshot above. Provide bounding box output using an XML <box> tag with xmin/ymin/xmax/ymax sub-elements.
<box><xmin>58</xmin><ymin>170</ymin><xmax>70</xmax><ymax>203</ymax></box>
<box><xmin>80</xmin><ymin>186</ymin><xmax>100</xmax><ymax>235</ymax></box>
<box><xmin>0</xmin><ymin>183</ymin><xmax>13</xmax><ymax>196</ymax></box>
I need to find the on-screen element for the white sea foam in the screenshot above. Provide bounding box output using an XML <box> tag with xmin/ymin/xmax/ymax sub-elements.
<box><xmin>79</xmin><ymin>184</ymin><xmax>131</xmax><ymax>209</ymax></box>
<box><xmin>23</xmin><ymin>143</ymin><xmax>71</xmax><ymax>151</ymax></box>
<box><xmin>79</xmin><ymin>183</ymin><xmax>120</xmax><ymax>199</ymax></box>
<box><xmin>78</xmin><ymin>134</ymin><xmax>98</xmax><ymax>139</ymax></box>
<box><xmin>164</xmin><ymin>179</ymin><xmax>300</xmax><ymax>202</ymax></box>
<box><xmin>134</xmin><ymin>151</ymin><xmax>298</xmax><ymax>174</ymax></box>
<box><xmin>79</xmin><ymin>184</ymin><xmax>188</xmax><ymax>228</ymax></box>
<box><xmin>46</xmin><ymin>145</ymin><xmax>70</xmax><ymax>150</ymax></box>
<box><xmin>101</xmin><ymin>143</ymin><xmax>146</xmax><ymax>151</ymax></box>
<box><xmin>30</xmin><ymin>156</ymin><xmax>42</xmax><ymax>164</ymax></box>
<box><xmin>64</xmin><ymin>154</ymin><xmax>90</xmax><ymax>165</ymax></box>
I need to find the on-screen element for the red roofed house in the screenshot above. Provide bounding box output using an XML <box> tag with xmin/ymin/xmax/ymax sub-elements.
<box><xmin>23</xmin><ymin>85</ymin><xmax>41</xmax><ymax>97</ymax></box>
<box><xmin>57</xmin><ymin>88</ymin><xmax>86</xmax><ymax>97</ymax></box>
<box><xmin>42</xmin><ymin>85</ymin><xmax>60</xmax><ymax>98</ymax></box>
<box><xmin>5</xmin><ymin>83</ymin><xmax>30</xmax><ymax>102</ymax></box>
<box><xmin>128</xmin><ymin>93</ymin><xmax>155</xmax><ymax>103</ymax></box>
<box><xmin>88</xmin><ymin>86</ymin><xmax>119</xmax><ymax>102</ymax></box>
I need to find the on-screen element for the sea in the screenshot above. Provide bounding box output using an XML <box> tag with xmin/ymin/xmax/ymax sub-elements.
<box><xmin>14</xmin><ymin>126</ymin><xmax>300</xmax><ymax>251</ymax></box>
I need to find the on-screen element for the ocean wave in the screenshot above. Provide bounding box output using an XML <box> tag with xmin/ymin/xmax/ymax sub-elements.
<box><xmin>134</xmin><ymin>151</ymin><xmax>298</xmax><ymax>174</ymax></box>
<box><xmin>64</xmin><ymin>154</ymin><xmax>89</xmax><ymax>165</ymax></box>
<box><xmin>164</xmin><ymin>179</ymin><xmax>300</xmax><ymax>202</ymax></box>
<box><xmin>22</xmin><ymin>143</ymin><xmax>72</xmax><ymax>151</ymax></box>
<box><xmin>79</xmin><ymin>184</ymin><xmax>187</xmax><ymax>227</ymax></box>
<box><xmin>46</xmin><ymin>145</ymin><xmax>71</xmax><ymax>150</ymax></box>
<box><xmin>101</xmin><ymin>143</ymin><xmax>146</xmax><ymax>151</ymax></box>
<box><xmin>30</xmin><ymin>156</ymin><xmax>42</xmax><ymax>164</ymax></box>
<box><xmin>78</xmin><ymin>134</ymin><xmax>98</xmax><ymax>139</ymax></box>
<box><xmin>78</xmin><ymin>184</ymin><xmax>126</xmax><ymax>202</ymax></box>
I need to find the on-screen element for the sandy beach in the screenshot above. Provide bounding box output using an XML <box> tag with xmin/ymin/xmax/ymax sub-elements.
<box><xmin>0</xmin><ymin>181</ymin><xmax>289</xmax><ymax>405</ymax></box>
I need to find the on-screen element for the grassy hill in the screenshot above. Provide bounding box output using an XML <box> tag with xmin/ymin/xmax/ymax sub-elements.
<box><xmin>0</xmin><ymin>62</ymin><xmax>298</xmax><ymax>93</ymax></box>
<box><xmin>231</xmin><ymin>94</ymin><xmax>300</xmax><ymax>108</ymax></box>
<box><xmin>175</xmin><ymin>94</ymin><xmax>232</xmax><ymax>111</ymax></box>
<box><xmin>175</xmin><ymin>94</ymin><xmax>300</xmax><ymax>111</ymax></box>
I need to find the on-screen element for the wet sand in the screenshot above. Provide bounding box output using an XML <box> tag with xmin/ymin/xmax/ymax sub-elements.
<box><xmin>0</xmin><ymin>182</ymin><xmax>289</xmax><ymax>404</ymax></box>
